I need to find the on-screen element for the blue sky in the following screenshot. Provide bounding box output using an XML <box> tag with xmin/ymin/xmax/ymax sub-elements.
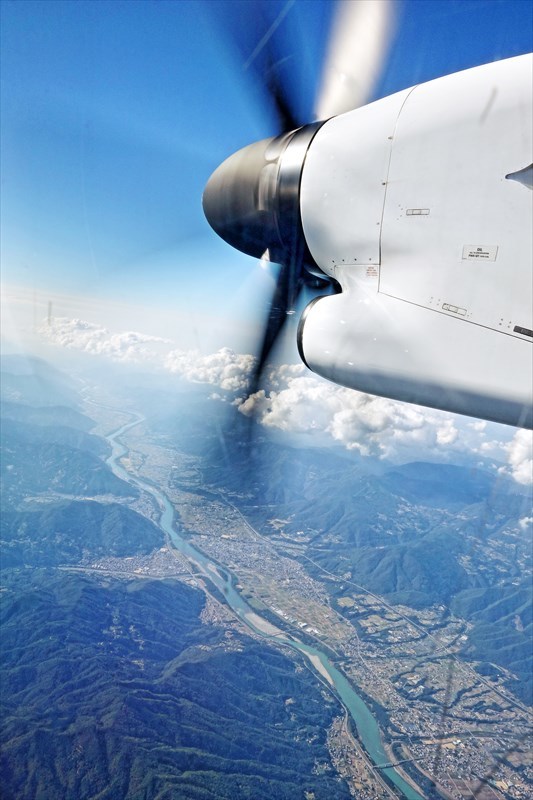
<box><xmin>1</xmin><ymin>0</ymin><xmax>328</xmax><ymax>312</ymax></box>
<box><xmin>1</xmin><ymin>0</ymin><xmax>532</xmax><ymax>479</ymax></box>
<box><xmin>2</xmin><ymin>0</ymin><xmax>531</xmax><ymax>319</ymax></box>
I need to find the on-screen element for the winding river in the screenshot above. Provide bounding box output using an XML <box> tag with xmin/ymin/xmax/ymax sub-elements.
<box><xmin>106</xmin><ymin>414</ymin><xmax>424</xmax><ymax>799</ymax></box>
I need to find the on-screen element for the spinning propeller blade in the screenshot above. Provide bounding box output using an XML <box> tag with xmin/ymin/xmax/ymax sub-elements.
<box><xmin>203</xmin><ymin>0</ymin><xmax>395</xmax><ymax>392</ymax></box>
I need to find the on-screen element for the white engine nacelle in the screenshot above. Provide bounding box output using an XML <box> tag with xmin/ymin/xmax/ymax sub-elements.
<box><xmin>203</xmin><ymin>55</ymin><xmax>532</xmax><ymax>428</ymax></box>
<box><xmin>298</xmin><ymin>55</ymin><xmax>532</xmax><ymax>428</ymax></box>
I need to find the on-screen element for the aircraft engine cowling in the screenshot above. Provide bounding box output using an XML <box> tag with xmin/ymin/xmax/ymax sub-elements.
<box><xmin>203</xmin><ymin>54</ymin><xmax>532</xmax><ymax>428</ymax></box>
<box><xmin>296</xmin><ymin>54</ymin><xmax>532</xmax><ymax>428</ymax></box>
<box><xmin>297</xmin><ymin>276</ymin><xmax>533</xmax><ymax>428</ymax></box>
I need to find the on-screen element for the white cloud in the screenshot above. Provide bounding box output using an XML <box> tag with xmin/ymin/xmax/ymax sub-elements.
<box><xmin>40</xmin><ymin>317</ymin><xmax>170</xmax><ymax>363</ymax></box>
<box><xmin>469</xmin><ymin>420</ymin><xmax>487</xmax><ymax>432</ymax></box>
<box><xmin>436</xmin><ymin>419</ymin><xmax>459</xmax><ymax>445</ymax></box>
<box><xmin>518</xmin><ymin>516</ymin><xmax>533</xmax><ymax>530</ymax></box>
<box><xmin>40</xmin><ymin>317</ymin><xmax>255</xmax><ymax>392</ymax></box>
<box><xmin>165</xmin><ymin>347</ymin><xmax>255</xmax><ymax>392</ymax></box>
<box><xmin>500</xmin><ymin>429</ymin><xmax>533</xmax><ymax>485</ymax></box>
<box><xmin>39</xmin><ymin>316</ymin><xmax>529</xmax><ymax>484</ymax></box>
<box><xmin>238</xmin><ymin>370</ymin><xmax>466</xmax><ymax>461</ymax></box>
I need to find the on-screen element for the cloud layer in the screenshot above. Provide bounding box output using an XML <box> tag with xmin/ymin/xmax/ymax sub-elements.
<box><xmin>502</xmin><ymin>430</ymin><xmax>533</xmax><ymax>485</ymax></box>
<box><xmin>40</xmin><ymin>316</ymin><xmax>532</xmax><ymax>484</ymax></box>
<box><xmin>165</xmin><ymin>347</ymin><xmax>255</xmax><ymax>393</ymax></box>
<box><xmin>238</xmin><ymin>371</ymin><xmax>462</xmax><ymax>459</ymax></box>
<box><xmin>40</xmin><ymin>317</ymin><xmax>171</xmax><ymax>362</ymax></box>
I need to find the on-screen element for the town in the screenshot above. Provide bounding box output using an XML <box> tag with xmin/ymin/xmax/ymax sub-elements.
<box><xmin>71</xmin><ymin>405</ymin><xmax>532</xmax><ymax>800</ymax></box>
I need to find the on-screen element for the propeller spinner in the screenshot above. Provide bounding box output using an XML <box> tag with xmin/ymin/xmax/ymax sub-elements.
<box><xmin>203</xmin><ymin>124</ymin><xmax>323</xmax><ymax>268</ymax></box>
<box><xmin>203</xmin><ymin>122</ymin><xmax>332</xmax><ymax>379</ymax></box>
<box><xmin>203</xmin><ymin>121</ymin><xmax>333</xmax><ymax>380</ymax></box>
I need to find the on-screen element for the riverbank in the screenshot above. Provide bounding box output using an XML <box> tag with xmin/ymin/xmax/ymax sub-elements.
<box><xmin>243</xmin><ymin>610</ymin><xmax>284</xmax><ymax>637</ymax></box>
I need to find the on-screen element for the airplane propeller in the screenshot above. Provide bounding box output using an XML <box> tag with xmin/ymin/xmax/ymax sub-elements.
<box><xmin>203</xmin><ymin>0</ymin><xmax>396</xmax><ymax>390</ymax></box>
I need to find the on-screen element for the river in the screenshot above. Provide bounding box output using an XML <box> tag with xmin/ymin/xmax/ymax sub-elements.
<box><xmin>106</xmin><ymin>413</ymin><xmax>424</xmax><ymax>799</ymax></box>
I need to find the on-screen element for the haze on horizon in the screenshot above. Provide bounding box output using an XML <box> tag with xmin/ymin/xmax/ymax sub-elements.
<box><xmin>1</xmin><ymin>0</ymin><xmax>532</xmax><ymax>483</ymax></box>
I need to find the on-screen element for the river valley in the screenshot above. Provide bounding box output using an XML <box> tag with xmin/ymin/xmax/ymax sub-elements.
<box><xmin>105</xmin><ymin>411</ymin><xmax>426</xmax><ymax>799</ymax></box>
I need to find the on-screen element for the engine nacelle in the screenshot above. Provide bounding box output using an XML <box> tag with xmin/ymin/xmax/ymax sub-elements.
<box><xmin>297</xmin><ymin>54</ymin><xmax>532</xmax><ymax>428</ymax></box>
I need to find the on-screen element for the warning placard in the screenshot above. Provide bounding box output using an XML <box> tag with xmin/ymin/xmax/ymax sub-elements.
<box><xmin>462</xmin><ymin>245</ymin><xmax>498</xmax><ymax>262</ymax></box>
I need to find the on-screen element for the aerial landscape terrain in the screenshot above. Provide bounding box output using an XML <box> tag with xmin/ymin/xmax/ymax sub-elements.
<box><xmin>1</xmin><ymin>3</ymin><xmax>532</xmax><ymax>797</ymax></box>
<box><xmin>1</xmin><ymin>353</ymin><xmax>531</xmax><ymax>799</ymax></box>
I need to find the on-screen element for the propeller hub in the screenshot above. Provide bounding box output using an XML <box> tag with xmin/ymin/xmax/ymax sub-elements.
<box><xmin>202</xmin><ymin>122</ymin><xmax>325</xmax><ymax>268</ymax></box>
